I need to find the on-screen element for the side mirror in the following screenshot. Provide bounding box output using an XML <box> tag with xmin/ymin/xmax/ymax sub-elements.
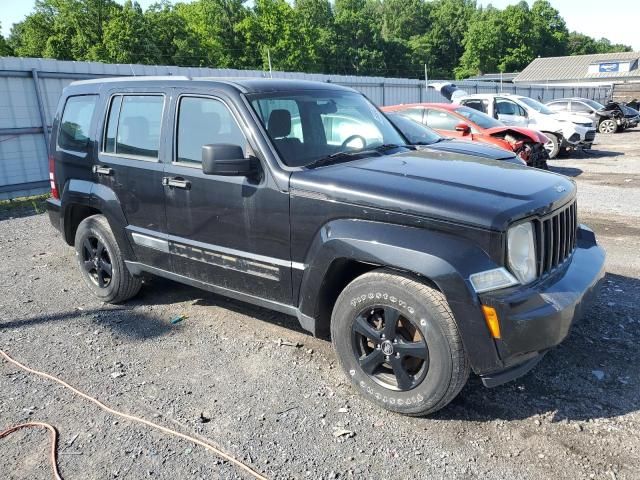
<box><xmin>455</xmin><ymin>122</ymin><xmax>471</xmax><ymax>135</ymax></box>
<box><xmin>201</xmin><ymin>144</ymin><xmax>254</xmax><ymax>176</ymax></box>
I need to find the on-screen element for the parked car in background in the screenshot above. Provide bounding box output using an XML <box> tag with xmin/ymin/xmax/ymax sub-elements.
<box><xmin>385</xmin><ymin>112</ymin><xmax>527</xmax><ymax>166</ymax></box>
<box><xmin>625</xmin><ymin>104</ymin><xmax>640</xmax><ymax>129</ymax></box>
<box><xmin>455</xmin><ymin>93</ymin><xmax>596</xmax><ymax>159</ymax></box>
<box><xmin>382</xmin><ymin>103</ymin><xmax>549</xmax><ymax>168</ymax></box>
<box><xmin>546</xmin><ymin>97</ymin><xmax>640</xmax><ymax>134</ymax></box>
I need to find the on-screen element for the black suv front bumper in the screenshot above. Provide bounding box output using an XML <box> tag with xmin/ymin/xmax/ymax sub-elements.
<box><xmin>477</xmin><ymin>225</ymin><xmax>605</xmax><ymax>387</ymax></box>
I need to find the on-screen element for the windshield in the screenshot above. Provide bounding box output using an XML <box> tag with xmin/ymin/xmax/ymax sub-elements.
<box><xmin>454</xmin><ymin>106</ymin><xmax>503</xmax><ymax>129</ymax></box>
<box><xmin>582</xmin><ymin>99</ymin><xmax>604</xmax><ymax>110</ymax></box>
<box><xmin>386</xmin><ymin>113</ymin><xmax>442</xmax><ymax>144</ymax></box>
<box><xmin>249</xmin><ymin>90</ymin><xmax>406</xmax><ymax>167</ymax></box>
<box><xmin>519</xmin><ymin>97</ymin><xmax>554</xmax><ymax>115</ymax></box>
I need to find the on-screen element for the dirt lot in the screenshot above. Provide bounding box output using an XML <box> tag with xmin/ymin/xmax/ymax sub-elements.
<box><xmin>1</xmin><ymin>130</ymin><xmax>639</xmax><ymax>480</ymax></box>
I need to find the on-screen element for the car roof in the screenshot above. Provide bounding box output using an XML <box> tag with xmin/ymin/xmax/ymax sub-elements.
<box><xmin>457</xmin><ymin>93</ymin><xmax>524</xmax><ymax>99</ymax></box>
<box><xmin>68</xmin><ymin>76</ymin><xmax>356</xmax><ymax>94</ymax></box>
<box><xmin>383</xmin><ymin>103</ymin><xmax>459</xmax><ymax>111</ymax></box>
<box><xmin>547</xmin><ymin>97</ymin><xmax>595</xmax><ymax>103</ymax></box>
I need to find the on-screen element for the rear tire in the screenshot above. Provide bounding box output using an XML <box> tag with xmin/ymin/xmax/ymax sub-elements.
<box><xmin>331</xmin><ymin>270</ymin><xmax>469</xmax><ymax>416</ymax></box>
<box><xmin>74</xmin><ymin>214</ymin><xmax>141</xmax><ymax>304</ymax></box>
<box><xmin>543</xmin><ymin>132</ymin><xmax>560</xmax><ymax>159</ymax></box>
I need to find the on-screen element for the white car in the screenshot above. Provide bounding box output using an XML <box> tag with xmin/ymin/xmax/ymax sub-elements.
<box><xmin>455</xmin><ymin>93</ymin><xmax>596</xmax><ymax>158</ymax></box>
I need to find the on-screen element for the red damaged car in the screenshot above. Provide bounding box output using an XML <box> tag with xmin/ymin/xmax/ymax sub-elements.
<box><xmin>382</xmin><ymin>103</ymin><xmax>550</xmax><ymax>169</ymax></box>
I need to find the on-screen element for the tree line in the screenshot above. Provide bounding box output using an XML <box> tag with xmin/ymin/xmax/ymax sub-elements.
<box><xmin>0</xmin><ymin>0</ymin><xmax>633</xmax><ymax>79</ymax></box>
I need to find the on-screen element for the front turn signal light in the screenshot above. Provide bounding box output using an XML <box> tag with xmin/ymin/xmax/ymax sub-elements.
<box><xmin>482</xmin><ymin>305</ymin><xmax>501</xmax><ymax>339</ymax></box>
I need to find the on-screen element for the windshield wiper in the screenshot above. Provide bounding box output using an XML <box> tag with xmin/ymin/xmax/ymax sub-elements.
<box><xmin>307</xmin><ymin>144</ymin><xmax>412</xmax><ymax>169</ymax></box>
<box><xmin>374</xmin><ymin>143</ymin><xmax>415</xmax><ymax>151</ymax></box>
<box><xmin>306</xmin><ymin>150</ymin><xmax>365</xmax><ymax>169</ymax></box>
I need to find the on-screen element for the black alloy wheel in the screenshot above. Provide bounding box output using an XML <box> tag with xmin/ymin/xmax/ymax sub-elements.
<box><xmin>74</xmin><ymin>214</ymin><xmax>141</xmax><ymax>303</ymax></box>
<box><xmin>81</xmin><ymin>234</ymin><xmax>113</xmax><ymax>288</ymax></box>
<box><xmin>351</xmin><ymin>305</ymin><xmax>429</xmax><ymax>391</ymax></box>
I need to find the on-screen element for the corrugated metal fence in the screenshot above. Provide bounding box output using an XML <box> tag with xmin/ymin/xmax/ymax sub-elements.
<box><xmin>0</xmin><ymin>57</ymin><xmax>612</xmax><ymax>200</ymax></box>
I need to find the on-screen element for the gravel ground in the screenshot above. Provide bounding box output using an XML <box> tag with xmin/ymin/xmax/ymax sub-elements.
<box><xmin>1</xmin><ymin>130</ymin><xmax>639</xmax><ymax>480</ymax></box>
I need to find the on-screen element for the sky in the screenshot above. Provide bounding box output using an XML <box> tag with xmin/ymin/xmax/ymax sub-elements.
<box><xmin>1</xmin><ymin>0</ymin><xmax>639</xmax><ymax>50</ymax></box>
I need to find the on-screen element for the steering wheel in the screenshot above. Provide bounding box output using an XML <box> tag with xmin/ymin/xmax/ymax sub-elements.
<box><xmin>341</xmin><ymin>134</ymin><xmax>367</xmax><ymax>150</ymax></box>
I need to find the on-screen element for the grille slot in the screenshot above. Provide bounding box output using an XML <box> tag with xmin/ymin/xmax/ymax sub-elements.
<box><xmin>534</xmin><ymin>201</ymin><xmax>577</xmax><ymax>276</ymax></box>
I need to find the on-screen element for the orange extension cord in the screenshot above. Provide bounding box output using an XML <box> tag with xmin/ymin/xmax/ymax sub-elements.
<box><xmin>0</xmin><ymin>349</ymin><xmax>269</xmax><ymax>480</ymax></box>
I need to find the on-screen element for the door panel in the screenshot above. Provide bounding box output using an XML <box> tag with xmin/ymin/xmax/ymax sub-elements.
<box><xmin>96</xmin><ymin>91</ymin><xmax>171</xmax><ymax>270</ymax></box>
<box><xmin>164</xmin><ymin>92</ymin><xmax>292</xmax><ymax>305</ymax></box>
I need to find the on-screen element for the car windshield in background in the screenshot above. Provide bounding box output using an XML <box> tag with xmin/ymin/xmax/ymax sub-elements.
<box><xmin>582</xmin><ymin>99</ymin><xmax>605</xmax><ymax>110</ymax></box>
<box><xmin>519</xmin><ymin>97</ymin><xmax>554</xmax><ymax>115</ymax></box>
<box><xmin>249</xmin><ymin>90</ymin><xmax>406</xmax><ymax>167</ymax></box>
<box><xmin>454</xmin><ymin>106</ymin><xmax>503</xmax><ymax>129</ymax></box>
<box><xmin>386</xmin><ymin>113</ymin><xmax>443</xmax><ymax>145</ymax></box>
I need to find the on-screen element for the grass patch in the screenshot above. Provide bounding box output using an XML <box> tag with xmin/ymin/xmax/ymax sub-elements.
<box><xmin>0</xmin><ymin>193</ymin><xmax>51</xmax><ymax>218</ymax></box>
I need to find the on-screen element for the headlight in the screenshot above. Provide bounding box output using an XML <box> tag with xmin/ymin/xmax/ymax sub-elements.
<box><xmin>507</xmin><ymin>222</ymin><xmax>537</xmax><ymax>284</ymax></box>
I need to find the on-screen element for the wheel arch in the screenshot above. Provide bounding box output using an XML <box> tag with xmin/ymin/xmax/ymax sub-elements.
<box><xmin>60</xmin><ymin>180</ymin><xmax>135</xmax><ymax>260</ymax></box>
<box><xmin>296</xmin><ymin>219</ymin><xmax>504</xmax><ymax>374</ymax></box>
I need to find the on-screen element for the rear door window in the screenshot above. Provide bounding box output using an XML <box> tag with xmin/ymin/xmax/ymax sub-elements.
<box><xmin>547</xmin><ymin>101</ymin><xmax>568</xmax><ymax>112</ymax></box>
<box><xmin>425</xmin><ymin>109</ymin><xmax>459</xmax><ymax>130</ymax></box>
<box><xmin>402</xmin><ymin>107</ymin><xmax>425</xmax><ymax>123</ymax></box>
<box><xmin>460</xmin><ymin>99</ymin><xmax>487</xmax><ymax>114</ymax></box>
<box><xmin>571</xmin><ymin>101</ymin><xmax>593</xmax><ymax>114</ymax></box>
<box><xmin>496</xmin><ymin>98</ymin><xmax>526</xmax><ymax>116</ymax></box>
<box><xmin>57</xmin><ymin>95</ymin><xmax>98</xmax><ymax>152</ymax></box>
<box><xmin>176</xmin><ymin>96</ymin><xmax>248</xmax><ymax>164</ymax></box>
<box><xmin>103</xmin><ymin>95</ymin><xmax>164</xmax><ymax>160</ymax></box>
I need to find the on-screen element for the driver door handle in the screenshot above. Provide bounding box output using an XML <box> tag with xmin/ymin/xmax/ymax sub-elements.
<box><xmin>92</xmin><ymin>165</ymin><xmax>114</xmax><ymax>176</ymax></box>
<box><xmin>162</xmin><ymin>176</ymin><xmax>191</xmax><ymax>190</ymax></box>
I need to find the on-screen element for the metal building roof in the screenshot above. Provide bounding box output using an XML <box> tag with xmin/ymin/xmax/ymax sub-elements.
<box><xmin>514</xmin><ymin>51</ymin><xmax>640</xmax><ymax>83</ymax></box>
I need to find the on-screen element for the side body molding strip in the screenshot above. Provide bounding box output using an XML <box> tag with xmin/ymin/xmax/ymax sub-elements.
<box><xmin>127</xmin><ymin>225</ymin><xmax>305</xmax><ymax>272</ymax></box>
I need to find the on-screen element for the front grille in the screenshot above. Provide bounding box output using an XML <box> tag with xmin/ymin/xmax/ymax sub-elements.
<box><xmin>585</xmin><ymin>130</ymin><xmax>596</xmax><ymax>142</ymax></box>
<box><xmin>533</xmin><ymin>201</ymin><xmax>578</xmax><ymax>276</ymax></box>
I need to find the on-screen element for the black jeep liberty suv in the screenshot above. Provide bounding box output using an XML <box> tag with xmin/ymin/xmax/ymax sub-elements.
<box><xmin>46</xmin><ymin>77</ymin><xmax>605</xmax><ymax>416</ymax></box>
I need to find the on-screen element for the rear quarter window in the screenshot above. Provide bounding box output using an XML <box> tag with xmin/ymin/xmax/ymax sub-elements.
<box><xmin>57</xmin><ymin>95</ymin><xmax>98</xmax><ymax>152</ymax></box>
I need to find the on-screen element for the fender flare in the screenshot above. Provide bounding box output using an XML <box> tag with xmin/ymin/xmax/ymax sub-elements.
<box><xmin>60</xmin><ymin>179</ymin><xmax>135</xmax><ymax>260</ymax></box>
<box><xmin>297</xmin><ymin>219</ymin><xmax>504</xmax><ymax>374</ymax></box>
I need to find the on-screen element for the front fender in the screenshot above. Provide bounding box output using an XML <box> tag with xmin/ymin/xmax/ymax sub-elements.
<box><xmin>297</xmin><ymin>219</ymin><xmax>504</xmax><ymax>374</ymax></box>
<box><xmin>60</xmin><ymin>179</ymin><xmax>135</xmax><ymax>260</ymax></box>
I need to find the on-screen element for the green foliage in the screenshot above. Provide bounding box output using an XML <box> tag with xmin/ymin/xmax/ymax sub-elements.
<box><xmin>176</xmin><ymin>0</ymin><xmax>249</xmax><ymax>68</ymax></box>
<box><xmin>145</xmin><ymin>1</ymin><xmax>204</xmax><ymax>66</ymax></box>
<box><xmin>567</xmin><ymin>32</ymin><xmax>633</xmax><ymax>56</ymax></box>
<box><xmin>238</xmin><ymin>0</ymin><xmax>310</xmax><ymax>71</ymax></box>
<box><xmin>294</xmin><ymin>0</ymin><xmax>335</xmax><ymax>73</ymax></box>
<box><xmin>0</xmin><ymin>23</ymin><xmax>14</xmax><ymax>56</ymax></box>
<box><xmin>102</xmin><ymin>1</ymin><xmax>160</xmax><ymax>63</ymax></box>
<box><xmin>3</xmin><ymin>0</ymin><xmax>635</xmax><ymax>79</ymax></box>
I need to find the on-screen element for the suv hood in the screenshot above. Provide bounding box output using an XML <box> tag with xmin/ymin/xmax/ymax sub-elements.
<box><xmin>290</xmin><ymin>149</ymin><xmax>575</xmax><ymax>231</ymax></box>
<box><xmin>423</xmin><ymin>139</ymin><xmax>516</xmax><ymax>160</ymax></box>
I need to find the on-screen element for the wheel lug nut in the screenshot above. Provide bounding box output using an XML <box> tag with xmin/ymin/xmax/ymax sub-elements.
<box><xmin>396</xmin><ymin>353</ymin><xmax>400</xmax><ymax>358</ymax></box>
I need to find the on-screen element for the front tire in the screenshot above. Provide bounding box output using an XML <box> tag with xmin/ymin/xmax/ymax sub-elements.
<box><xmin>598</xmin><ymin>119</ymin><xmax>618</xmax><ymax>134</ymax></box>
<box><xmin>74</xmin><ymin>214</ymin><xmax>141</xmax><ymax>303</ymax></box>
<box><xmin>331</xmin><ymin>270</ymin><xmax>469</xmax><ymax>416</ymax></box>
<box><xmin>543</xmin><ymin>132</ymin><xmax>560</xmax><ymax>159</ymax></box>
